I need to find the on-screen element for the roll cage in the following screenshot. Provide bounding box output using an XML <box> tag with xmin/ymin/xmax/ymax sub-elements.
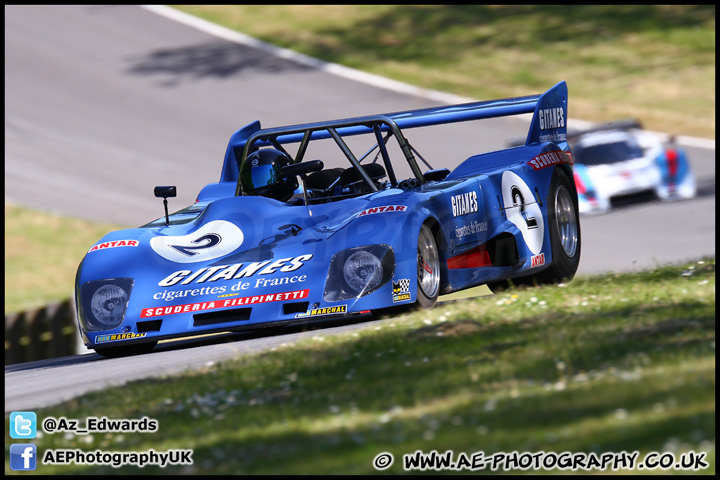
<box><xmin>223</xmin><ymin>81</ymin><xmax>568</xmax><ymax>202</ymax></box>
<box><xmin>235</xmin><ymin>114</ymin><xmax>425</xmax><ymax>197</ymax></box>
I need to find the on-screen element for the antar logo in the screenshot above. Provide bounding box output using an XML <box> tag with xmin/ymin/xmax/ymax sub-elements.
<box><xmin>89</xmin><ymin>240</ymin><xmax>138</xmax><ymax>252</ymax></box>
<box><xmin>539</xmin><ymin>107</ymin><xmax>565</xmax><ymax>130</ymax></box>
<box><xmin>531</xmin><ymin>253</ymin><xmax>545</xmax><ymax>267</ymax></box>
<box><xmin>358</xmin><ymin>205</ymin><xmax>407</xmax><ymax>216</ymax></box>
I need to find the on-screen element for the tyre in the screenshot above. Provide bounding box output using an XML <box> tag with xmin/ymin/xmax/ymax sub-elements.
<box><xmin>416</xmin><ymin>223</ymin><xmax>440</xmax><ymax>309</ymax></box>
<box><xmin>536</xmin><ymin>167</ymin><xmax>581</xmax><ymax>283</ymax></box>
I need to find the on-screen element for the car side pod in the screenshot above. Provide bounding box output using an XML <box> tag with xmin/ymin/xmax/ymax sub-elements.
<box><xmin>154</xmin><ymin>185</ymin><xmax>177</xmax><ymax>226</ymax></box>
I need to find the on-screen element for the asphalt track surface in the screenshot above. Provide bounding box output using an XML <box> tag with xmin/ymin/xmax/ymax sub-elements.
<box><xmin>5</xmin><ymin>6</ymin><xmax>715</xmax><ymax>412</ymax></box>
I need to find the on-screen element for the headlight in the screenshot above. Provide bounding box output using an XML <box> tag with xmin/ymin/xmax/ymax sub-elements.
<box><xmin>91</xmin><ymin>285</ymin><xmax>128</xmax><ymax>325</ymax></box>
<box><xmin>325</xmin><ymin>245</ymin><xmax>394</xmax><ymax>301</ymax></box>
<box><xmin>79</xmin><ymin>278</ymin><xmax>134</xmax><ymax>331</ymax></box>
<box><xmin>343</xmin><ymin>251</ymin><xmax>383</xmax><ymax>292</ymax></box>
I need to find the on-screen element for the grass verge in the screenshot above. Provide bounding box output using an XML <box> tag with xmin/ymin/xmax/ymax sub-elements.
<box><xmin>5</xmin><ymin>258</ymin><xmax>715</xmax><ymax>474</ymax></box>
<box><xmin>4</xmin><ymin>204</ymin><xmax>125</xmax><ymax>315</ymax></box>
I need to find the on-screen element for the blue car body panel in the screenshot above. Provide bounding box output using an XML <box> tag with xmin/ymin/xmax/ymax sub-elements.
<box><xmin>75</xmin><ymin>82</ymin><xmax>577</xmax><ymax>352</ymax></box>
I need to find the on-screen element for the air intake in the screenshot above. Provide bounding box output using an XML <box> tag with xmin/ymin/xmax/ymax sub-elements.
<box><xmin>193</xmin><ymin>308</ymin><xmax>252</xmax><ymax>327</ymax></box>
<box><xmin>283</xmin><ymin>302</ymin><xmax>310</xmax><ymax>315</ymax></box>
<box><xmin>137</xmin><ymin>319</ymin><xmax>162</xmax><ymax>333</ymax></box>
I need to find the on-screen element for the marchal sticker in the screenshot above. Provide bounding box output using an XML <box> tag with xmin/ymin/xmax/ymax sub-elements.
<box><xmin>295</xmin><ymin>305</ymin><xmax>348</xmax><ymax>318</ymax></box>
<box><xmin>150</xmin><ymin>220</ymin><xmax>244</xmax><ymax>263</ymax></box>
<box><xmin>96</xmin><ymin>332</ymin><xmax>148</xmax><ymax>343</ymax></box>
<box><xmin>501</xmin><ymin>171</ymin><xmax>544</xmax><ymax>255</ymax></box>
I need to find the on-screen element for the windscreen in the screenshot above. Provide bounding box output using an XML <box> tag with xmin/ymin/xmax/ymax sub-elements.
<box><xmin>572</xmin><ymin>132</ymin><xmax>644</xmax><ymax>166</ymax></box>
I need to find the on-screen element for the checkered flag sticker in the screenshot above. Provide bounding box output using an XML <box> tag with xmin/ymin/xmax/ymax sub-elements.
<box><xmin>393</xmin><ymin>278</ymin><xmax>411</xmax><ymax>294</ymax></box>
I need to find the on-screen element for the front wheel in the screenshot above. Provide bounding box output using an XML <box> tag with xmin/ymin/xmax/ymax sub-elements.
<box><xmin>416</xmin><ymin>223</ymin><xmax>440</xmax><ymax>309</ymax></box>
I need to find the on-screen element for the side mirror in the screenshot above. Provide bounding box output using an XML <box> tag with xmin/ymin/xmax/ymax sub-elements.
<box><xmin>154</xmin><ymin>186</ymin><xmax>177</xmax><ymax>198</ymax></box>
<box><xmin>154</xmin><ymin>186</ymin><xmax>177</xmax><ymax>226</ymax></box>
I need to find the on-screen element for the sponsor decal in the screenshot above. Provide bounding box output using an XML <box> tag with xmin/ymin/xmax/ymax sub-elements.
<box><xmin>150</xmin><ymin>220</ymin><xmax>244</xmax><ymax>264</ymax></box>
<box><xmin>531</xmin><ymin>253</ymin><xmax>545</xmax><ymax>268</ymax></box>
<box><xmin>392</xmin><ymin>278</ymin><xmax>412</xmax><ymax>303</ymax></box>
<box><xmin>295</xmin><ymin>305</ymin><xmax>348</xmax><ymax>318</ymax></box>
<box><xmin>153</xmin><ymin>274</ymin><xmax>308</xmax><ymax>301</ymax></box>
<box><xmin>254</xmin><ymin>274</ymin><xmax>307</xmax><ymax>288</ymax></box>
<box><xmin>501</xmin><ymin>172</ymin><xmax>545</xmax><ymax>255</ymax></box>
<box><xmin>141</xmin><ymin>289</ymin><xmax>309</xmax><ymax>318</ymax></box>
<box><xmin>451</xmin><ymin>190</ymin><xmax>479</xmax><ymax>217</ymax></box>
<box><xmin>539</xmin><ymin>107</ymin><xmax>565</xmax><ymax>130</ymax></box>
<box><xmin>96</xmin><ymin>332</ymin><xmax>148</xmax><ymax>343</ymax></box>
<box><xmin>158</xmin><ymin>254</ymin><xmax>313</xmax><ymax>287</ymax></box>
<box><xmin>455</xmin><ymin>220</ymin><xmax>488</xmax><ymax>240</ymax></box>
<box><xmin>358</xmin><ymin>205</ymin><xmax>407</xmax><ymax>216</ymax></box>
<box><xmin>528</xmin><ymin>150</ymin><xmax>572</xmax><ymax>170</ymax></box>
<box><xmin>538</xmin><ymin>132</ymin><xmax>567</xmax><ymax>143</ymax></box>
<box><xmin>88</xmin><ymin>240</ymin><xmax>138</xmax><ymax>252</ymax></box>
<box><xmin>153</xmin><ymin>285</ymin><xmax>227</xmax><ymax>302</ymax></box>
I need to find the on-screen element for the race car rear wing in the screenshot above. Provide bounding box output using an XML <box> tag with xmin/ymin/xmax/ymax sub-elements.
<box><xmin>220</xmin><ymin>81</ymin><xmax>568</xmax><ymax>189</ymax></box>
<box><xmin>566</xmin><ymin>118</ymin><xmax>642</xmax><ymax>141</ymax></box>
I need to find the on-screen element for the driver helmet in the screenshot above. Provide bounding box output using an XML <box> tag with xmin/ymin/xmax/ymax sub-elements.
<box><xmin>240</xmin><ymin>149</ymin><xmax>296</xmax><ymax>202</ymax></box>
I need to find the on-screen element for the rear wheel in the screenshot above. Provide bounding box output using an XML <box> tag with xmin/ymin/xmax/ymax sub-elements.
<box><xmin>537</xmin><ymin>167</ymin><xmax>581</xmax><ymax>283</ymax></box>
<box><xmin>416</xmin><ymin>223</ymin><xmax>440</xmax><ymax>309</ymax></box>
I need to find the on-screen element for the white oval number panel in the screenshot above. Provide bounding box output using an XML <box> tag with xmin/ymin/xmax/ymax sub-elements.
<box><xmin>501</xmin><ymin>171</ymin><xmax>544</xmax><ymax>255</ymax></box>
<box><xmin>151</xmin><ymin>220</ymin><xmax>244</xmax><ymax>263</ymax></box>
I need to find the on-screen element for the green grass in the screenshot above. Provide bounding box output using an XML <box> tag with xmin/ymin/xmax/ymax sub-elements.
<box><xmin>170</xmin><ymin>5</ymin><xmax>715</xmax><ymax>139</ymax></box>
<box><xmin>4</xmin><ymin>204</ymin><xmax>125</xmax><ymax>314</ymax></box>
<box><xmin>5</xmin><ymin>259</ymin><xmax>715</xmax><ymax>474</ymax></box>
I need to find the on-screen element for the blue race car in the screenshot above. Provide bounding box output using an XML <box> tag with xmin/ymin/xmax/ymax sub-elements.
<box><xmin>75</xmin><ymin>81</ymin><xmax>580</xmax><ymax>357</ymax></box>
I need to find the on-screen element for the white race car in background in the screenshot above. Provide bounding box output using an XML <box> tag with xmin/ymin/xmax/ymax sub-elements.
<box><xmin>569</xmin><ymin>119</ymin><xmax>697</xmax><ymax>214</ymax></box>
